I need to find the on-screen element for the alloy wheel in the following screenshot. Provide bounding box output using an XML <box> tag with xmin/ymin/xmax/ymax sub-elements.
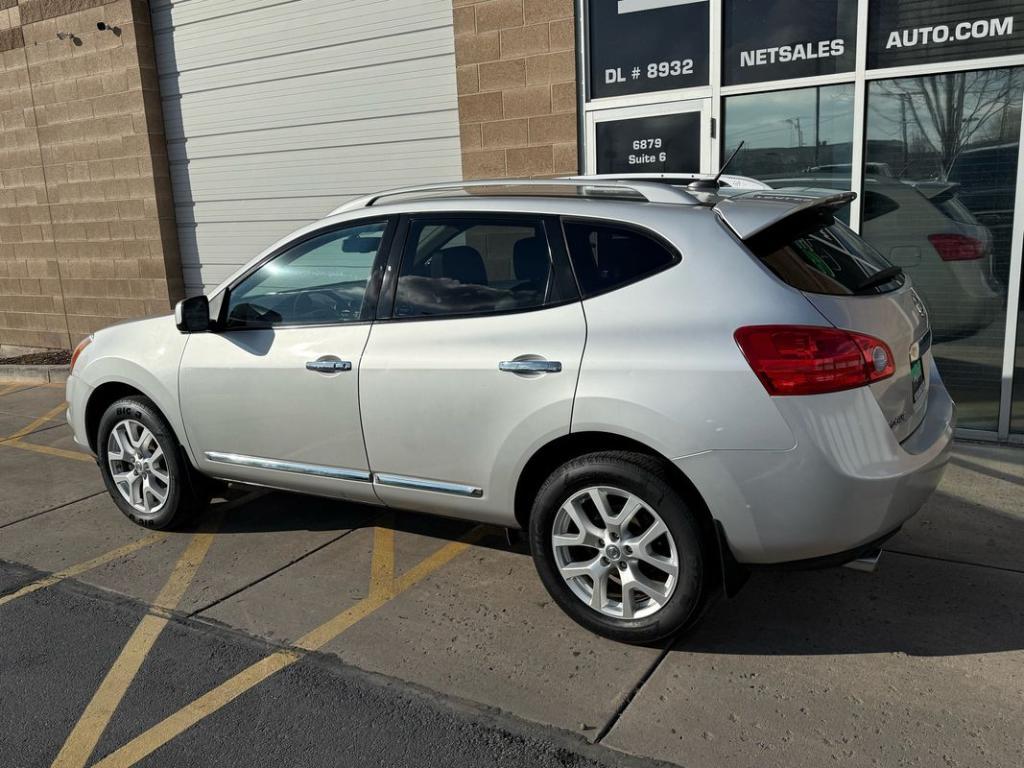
<box><xmin>551</xmin><ymin>486</ymin><xmax>679</xmax><ymax>620</ymax></box>
<box><xmin>107</xmin><ymin>418</ymin><xmax>171</xmax><ymax>517</ymax></box>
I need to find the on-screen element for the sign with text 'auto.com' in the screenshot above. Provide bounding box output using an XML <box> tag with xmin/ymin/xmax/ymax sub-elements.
<box><xmin>868</xmin><ymin>0</ymin><xmax>1022</xmax><ymax>68</ymax></box>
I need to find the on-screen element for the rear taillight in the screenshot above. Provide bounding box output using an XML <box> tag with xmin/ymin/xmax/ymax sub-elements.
<box><xmin>928</xmin><ymin>233</ymin><xmax>983</xmax><ymax>261</ymax></box>
<box><xmin>734</xmin><ymin>325</ymin><xmax>895</xmax><ymax>396</ymax></box>
<box><xmin>70</xmin><ymin>335</ymin><xmax>93</xmax><ymax>374</ymax></box>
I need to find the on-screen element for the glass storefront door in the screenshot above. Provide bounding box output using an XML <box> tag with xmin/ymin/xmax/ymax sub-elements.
<box><xmin>863</xmin><ymin>67</ymin><xmax>1023</xmax><ymax>431</ymax></box>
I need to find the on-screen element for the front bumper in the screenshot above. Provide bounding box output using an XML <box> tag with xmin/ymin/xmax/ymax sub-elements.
<box><xmin>65</xmin><ymin>374</ymin><xmax>94</xmax><ymax>452</ymax></box>
<box><xmin>677</xmin><ymin>360</ymin><xmax>955</xmax><ymax>564</ymax></box>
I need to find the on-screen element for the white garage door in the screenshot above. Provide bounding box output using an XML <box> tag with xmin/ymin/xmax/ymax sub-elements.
<box><xmin>151</xmin><ymin>0</ymin><xmax>464</xmax><ymax>294</ymax></box>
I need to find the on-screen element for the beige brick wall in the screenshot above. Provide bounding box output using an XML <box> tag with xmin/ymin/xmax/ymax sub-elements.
<box><xmin>0</xmin><ymin>0</ymin><xmax>182</xmax><ymax>350</ymax></box>
<box><xmin>452</xmin><ymin>0</ymin><xmax>579</xmax><ymax>179</ymax></box>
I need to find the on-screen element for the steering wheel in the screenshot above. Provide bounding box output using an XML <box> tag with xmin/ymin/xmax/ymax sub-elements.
<box><xmin>292</xmin><ymin>290</ymin><xmax>341</xmax><ymax>322</ymax></box>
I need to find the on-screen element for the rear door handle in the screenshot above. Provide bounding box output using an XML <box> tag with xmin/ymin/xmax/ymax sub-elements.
<box><xmin>306</xmin><ymin>359</ymin><xmax>352</xmax><ymax>373</ymax></box>
<box><xmin>498</xmin><ymin>360</ymin><xmax>562</xmax><ymax>373</ymax></box>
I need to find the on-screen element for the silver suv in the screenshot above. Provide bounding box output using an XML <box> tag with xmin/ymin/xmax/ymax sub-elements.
<box><xmin>66</xmin><ymin>178</ymin><xmax>955</xmax><ymax>643</ymax></box>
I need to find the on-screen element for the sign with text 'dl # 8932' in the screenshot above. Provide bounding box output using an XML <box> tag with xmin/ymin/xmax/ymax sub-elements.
<box><xmin>588</xmin><ymin>0</ymin><xmax>710</xmax><ymax>99</ymax></box>
<box><xmin>595</xmin><ymin>113</ymin><xmax>701</xmax><ymax>173</ymax></box>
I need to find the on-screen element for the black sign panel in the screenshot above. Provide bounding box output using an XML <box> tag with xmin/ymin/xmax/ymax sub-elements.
<box><xmin>587</xmin><ymin>0</ymin><xmax>709</xmax><ymax>99</ymax></box>
<box><xmin>723</xmin><ymin>0</ymin><xmax>857</xmax><ymax>86</ymax></box>
<box><xmin>868</xmin><ymin>0</ymin><xmax>1024</xmax><ymax>68</ymax></box>
<box><xmin>595</xmin><ymin>113</ymin><xmax>701</xmax><ymax>174</ymax></box>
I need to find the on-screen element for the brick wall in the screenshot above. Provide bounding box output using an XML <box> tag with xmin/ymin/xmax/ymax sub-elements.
<box><xmin>452</xmin><ymin>0</ymin><xmax>579</xmax><ymax>179</ymax></box>
<box><xmin>0</xmin><ymin>0</ymin><xmax>181</xmax><ymax>351</ymax></box>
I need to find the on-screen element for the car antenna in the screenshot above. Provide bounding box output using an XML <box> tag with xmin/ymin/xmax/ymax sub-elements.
<box><xmin>688</xmin><ymin>140</ymin><xmax>745</xmax><ymax>191</ymax></box>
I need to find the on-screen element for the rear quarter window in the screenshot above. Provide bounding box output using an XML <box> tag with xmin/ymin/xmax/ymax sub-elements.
<box><xmin>562</xmin><ymin>220</ymin><xmax>679</xmax><ymax>298</ymax></box>
<box><xmin>745</xmin><ymin>209</ymin><xmax>904</xmax><ymax>296</ymax></box>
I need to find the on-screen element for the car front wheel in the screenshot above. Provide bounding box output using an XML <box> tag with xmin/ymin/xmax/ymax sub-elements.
<box><xmin>97</xmin><ymin>396</ymin><xmax>193</xmax><ymax>529</ymax></box>
<box><xmin>529</xmin><ymin>451</ymin><xmax>705</xmax><ymax>643</ymax></box>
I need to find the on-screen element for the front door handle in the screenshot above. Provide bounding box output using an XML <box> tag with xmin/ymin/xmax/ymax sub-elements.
<box><xmin>306</xmin><ymin>359</ymin><xmax>352</xmax><ymax>373</ymax></box>
<box><xmin>498</xmin><ymin>360</ymin><xmax>562</xmax><ymax>373</ymax></box>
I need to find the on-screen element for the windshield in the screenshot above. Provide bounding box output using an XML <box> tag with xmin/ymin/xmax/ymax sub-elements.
<box><xmin>745</xmin><ymin>209</ymin><xmax>904</xmax><ymax>296</ymax></box>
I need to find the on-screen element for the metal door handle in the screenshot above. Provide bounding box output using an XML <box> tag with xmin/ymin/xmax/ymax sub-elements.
<box><xmin>306</xmin><ymin>360</ymin><xmax>352</xmax><ymax>373</ymax></box>
<box><xmin>498</xmin><ymin>360</ymin><xmax>562</xmax><ymax>373</ymax></box>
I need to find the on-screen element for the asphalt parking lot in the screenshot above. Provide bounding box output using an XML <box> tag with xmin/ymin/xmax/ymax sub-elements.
<box><xmin>1</xmin><ymin>380</ymin><xmax>1023</xmax><ymax>768</ymax></box>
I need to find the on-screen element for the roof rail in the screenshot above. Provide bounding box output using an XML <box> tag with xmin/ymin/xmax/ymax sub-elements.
<box><xmin>565</xmin><ymin>173</ymin><xmax>772</xmax><ymax>191</ymax></box>
<box><xmin>328</xmin><ymin>177</ymin><xmax>699</xmax><ymax>215</ymax></box>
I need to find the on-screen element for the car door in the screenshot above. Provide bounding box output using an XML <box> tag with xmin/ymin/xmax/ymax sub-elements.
<box><xmin>359</xmin><ymin>213</ymin><xmax>586</xmax><ymax>524</ymax></box>
<box><xmin>178</xmin><ymin>218</ymin><xmax>394</xmax><ymax>504</ymax></box>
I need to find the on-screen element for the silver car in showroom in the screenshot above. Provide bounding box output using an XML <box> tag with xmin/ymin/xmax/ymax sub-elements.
<box><xmin>65</xmin><ymin>178</ymin><xmax>955</xmax><ymax>642</ymax></box>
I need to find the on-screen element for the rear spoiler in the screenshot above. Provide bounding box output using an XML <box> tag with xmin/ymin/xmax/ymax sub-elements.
<box><xmin>714</xmin><ymin>190</ymin><xmax>857</xmax><ymax>240</ymax></box>
<box><xmin>905</xmin><ymin>181</ymin><xmax>959</xmax><ymax>201</ymax></box>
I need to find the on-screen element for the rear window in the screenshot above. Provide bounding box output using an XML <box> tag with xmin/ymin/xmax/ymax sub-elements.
<box><xmin>745</xmin><ymin>209</ymin><xmax>904</xmax><ymax>296</ymax></box>
<box><xmin>562</xmin><ymin>221</ymin><xmax>679</xmax><ymax>297</ymax></box>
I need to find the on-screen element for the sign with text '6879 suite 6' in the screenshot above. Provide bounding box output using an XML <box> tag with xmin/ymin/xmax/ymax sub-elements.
<box><xmin>587</xmin><ymin>0</ymin><xmax>710</xmax><ymax>99</ymax></box>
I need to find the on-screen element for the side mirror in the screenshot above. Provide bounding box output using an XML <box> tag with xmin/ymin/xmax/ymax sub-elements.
<box><xmin>174</xmin><ymin>295</ymin><xmax>211</xmax><ymax>333</ymax></box>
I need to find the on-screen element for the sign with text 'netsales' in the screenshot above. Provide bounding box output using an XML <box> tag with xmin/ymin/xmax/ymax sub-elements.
<box><xmin>723</xmin><ymin>0</ymin><xmax>858</xmax><ymax>86</ymax></box>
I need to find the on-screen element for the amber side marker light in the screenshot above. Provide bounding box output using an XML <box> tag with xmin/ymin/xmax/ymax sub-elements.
<box><xmin>70</xmin><ymin>335</ymin><xmax>93</xmax><ymax>374</ymax></box>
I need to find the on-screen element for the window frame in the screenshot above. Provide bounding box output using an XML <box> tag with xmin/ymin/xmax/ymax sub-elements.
<box><xmin>216</xmin><ymin>216</ymin><xmax>396</xmax><ymax>331</ymax></box>
<box><xmin>558</xmin><ymin>216</ymin><xmax>683</xmax><ymax>300</ymax></box>
<box><xmin>375</xmin><ymin>212</ymin><xmax>579</xmax><ymax>323</ymax></box>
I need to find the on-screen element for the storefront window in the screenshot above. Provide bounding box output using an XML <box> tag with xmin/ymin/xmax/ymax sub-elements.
<box><xmin>723</xmin><ymin>84</ymin><xmax>856</xmax><ymax>218</ymax></box>
<box><xmin>723</xmin><ymin>0</ymin><xmax>857</xmax><ymax>86</ymax></box>
<box><xmin>864</xmin><ymin>67</ymin><xmax>1023</xmax><ymax>431</ymax></box>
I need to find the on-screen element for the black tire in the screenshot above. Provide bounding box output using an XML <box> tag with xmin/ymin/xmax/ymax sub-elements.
<box><xmin>529</xmin><ymin>451</ymin><xmax>705</xmax><ymax>644</ymax></box>
<box><xmin>97</xmin><ymin>396</ymin><xmax>199</xmax><ymax>530</ymax></box>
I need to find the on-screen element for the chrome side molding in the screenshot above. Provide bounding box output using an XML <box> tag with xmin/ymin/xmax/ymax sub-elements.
<box><xmin>374</xmin><ymin>472</ymin><xmax>483</xmax><ymax>498</ymax></box>
<box><xmin>204</xmin><ymin>452</ymin><xmax>371</xmax><ymax>482</ymax></box>
<box><xmin>203</xmin><ymin>452</ymin><xmax>482</xmax><ymax>498</ymax></box>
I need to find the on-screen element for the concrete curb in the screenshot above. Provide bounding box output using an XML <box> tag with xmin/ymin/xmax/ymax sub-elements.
<box><xmin>0</xmin><ymin>365</ymin><xmax>70</xmax><ymax>385</ymax></box>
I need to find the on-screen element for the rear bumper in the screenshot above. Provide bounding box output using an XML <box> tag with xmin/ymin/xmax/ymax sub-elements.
<box><xmin>676</xmin><ymin>362</ymin><xmax>955</xmax><ymax>564</ymax></box>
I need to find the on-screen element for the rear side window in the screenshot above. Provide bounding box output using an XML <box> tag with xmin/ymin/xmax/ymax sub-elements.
<box><xmin>746</xmin><ymin>210</ymin><xmax>904</xmax><ymax>296</ymax></box>
<box><xmin>392</xmin><ymin>217</ymin><xmax>573</xmax><ymax>319</ymax></box>
<box><xmin>562</xmin><ymin>221</ymin><xmax>679</xmax><ymax>297</ymax></box>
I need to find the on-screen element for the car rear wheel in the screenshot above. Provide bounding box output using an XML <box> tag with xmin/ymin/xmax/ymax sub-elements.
<box><xmin>529</xmin><ymin>451</ymin><xmax>704</xmax><ymax>643</ymax></box>
<box><xmin>97</xmin><ymin>396</ymin><xmax>195</xmax><ymax>530</ymax></box>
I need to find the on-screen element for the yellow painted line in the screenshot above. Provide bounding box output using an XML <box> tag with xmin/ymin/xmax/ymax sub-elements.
<box><xmin>0</xmin><ymin>533</ymin><xmax>168</xmax><ymax>608</ymax></box>
<box><xmin>0</xmin><ymin>382</ymin><xmax>35</xmax><ymax>396</ymax></box>
<box><xmin>92</xmin><ymin>526</ymin><xmax>484</xmax><ymax>768</ymax></box>
<box><xmin>0</xmin><ymin>439</ymin><xmax>93</xmax><ymax>462</ymax></box>
<box><xmin>0</xmin><ymin>402</ymin><xmax>67</xmax><ymax>443</ymax></box>
<box><xmin>368</xmin><ymin>516</ymin><xmax>395</xmax><ymax>599</ymax></box>
<box><xmin>51</xmin><ymin>513</ymin><xmax>225</xmax><ymax>768</ymax></box>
